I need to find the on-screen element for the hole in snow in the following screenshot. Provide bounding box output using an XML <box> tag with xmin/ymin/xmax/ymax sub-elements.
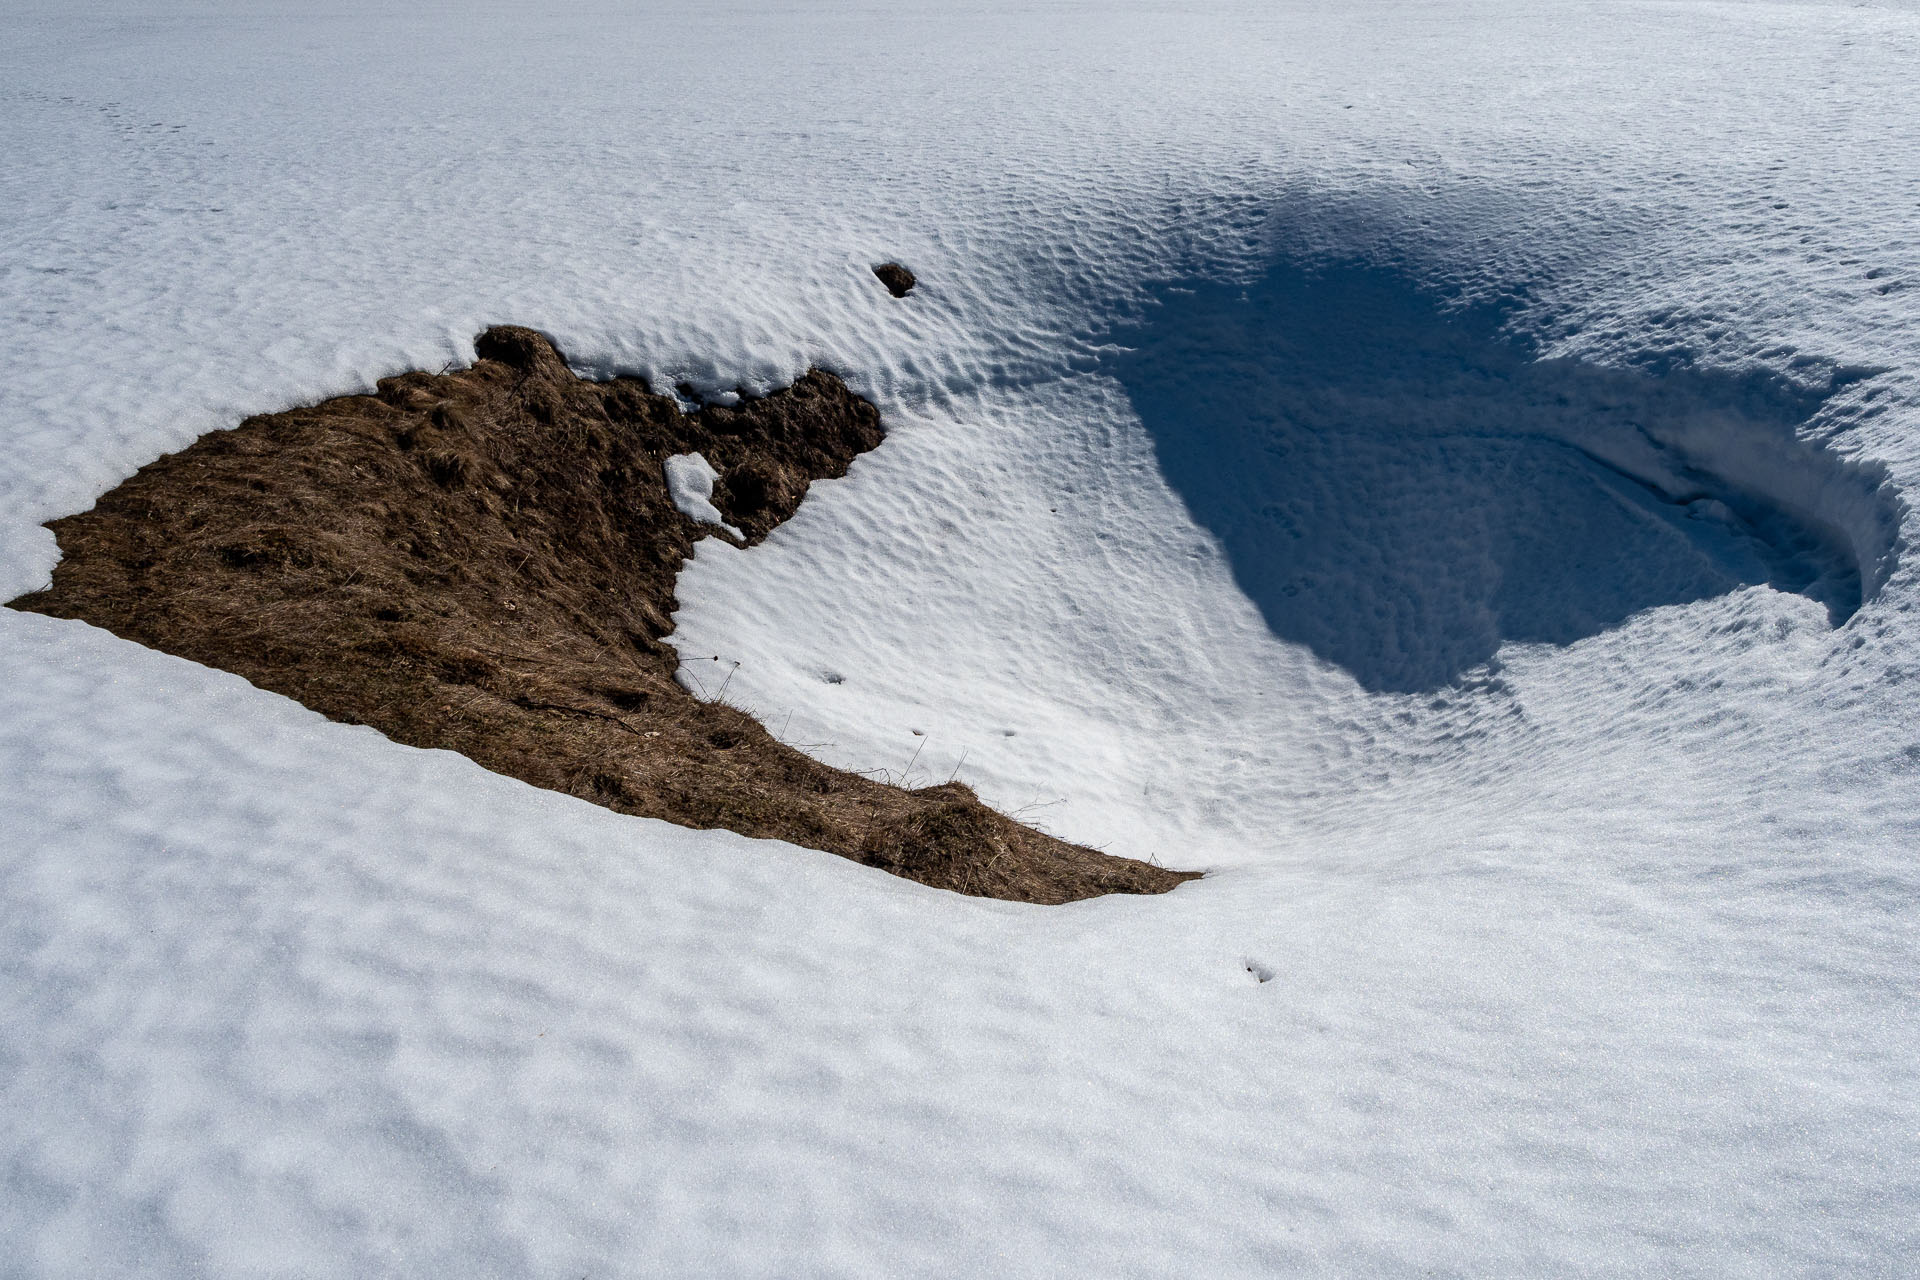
<box><xmin>1112</xmin><ymin>257</ymin><xmax>1902</xmax><ymax>693</ymax></box>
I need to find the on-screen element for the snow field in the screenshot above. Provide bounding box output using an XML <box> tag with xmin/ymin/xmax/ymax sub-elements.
<box><xmin>4</xmin><ymin>0</ymin><xmax>1920</xmax><ymax>1274</ymax></box>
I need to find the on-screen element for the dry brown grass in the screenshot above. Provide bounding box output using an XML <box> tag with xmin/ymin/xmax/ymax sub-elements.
<box><xmin>872</xmin><ymin>263</ymin><xmax>917</xmax><ymax>297</ymax></box>
<box><xmin>9</xmin><ymin>325</ymin><xmax>1197</xmax><ymax>904</ymax></box>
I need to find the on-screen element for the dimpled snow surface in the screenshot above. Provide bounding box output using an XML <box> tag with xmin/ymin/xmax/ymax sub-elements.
<box><xmin>3</xmin><ymin>1</ymin><xmax>1919</xmax><ymax>1275</ymax></box>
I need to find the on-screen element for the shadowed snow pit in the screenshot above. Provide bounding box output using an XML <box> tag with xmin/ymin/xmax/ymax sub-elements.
<box><xmin>9</xmin><ymin>326</ymin><xmax>1194</xmax><ymax>904</ymax></box>
<box><xmin>1113</xmin><ymin>258</ymin><xmax>1901</xmax><ymax>693</ymax></box>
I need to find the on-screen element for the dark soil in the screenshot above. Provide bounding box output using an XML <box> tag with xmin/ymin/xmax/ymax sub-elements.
<box><xmin>9</xmin><ymin>326</ymin><xmax>1195</xmax><ymax>904</ymax></box>
<box><xmin>872</xmin><ymin>263</ymin><xmax>916</xmax><ymax>297</ymax></box>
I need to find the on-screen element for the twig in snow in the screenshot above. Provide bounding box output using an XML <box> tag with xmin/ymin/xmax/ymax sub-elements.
<box><xmin>904</xmin><ymin>734</ymin><xmax>926</xmax><ymax>780</ymax></box>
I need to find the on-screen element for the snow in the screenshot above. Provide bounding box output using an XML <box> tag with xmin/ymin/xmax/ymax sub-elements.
<box><xmin>4</xmin><ymin>0</ymin><xmax>1919</xmax><ymax>1275</ymax></box>
<box><xmin>664</xmin><ymin>452</ymin><xmax>744</xmax><ymax>540</ymax></box>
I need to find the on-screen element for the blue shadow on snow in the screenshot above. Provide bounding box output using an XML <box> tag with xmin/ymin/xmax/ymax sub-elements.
<box><xmin>1107</xmin><ymin>258</ymin><xmax>1894</xmax><ymax>694</ymax></box>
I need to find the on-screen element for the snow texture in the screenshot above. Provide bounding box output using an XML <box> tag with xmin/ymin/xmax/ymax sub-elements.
<box><xmin>664</xmin><ymin>451</ymin><xmax>744</xmax><ymax>540</ymax></box>
<box><xmin>4</xmin><ymin>1</ymin><xmax>1920</xmax><ymax>1276</ymax></box>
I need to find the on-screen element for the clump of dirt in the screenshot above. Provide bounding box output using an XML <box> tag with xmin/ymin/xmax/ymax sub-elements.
<box><xmin>9</xmin><ymin>325</ymin><xmax>1195</xmax><ymax>904</ymax></box>
<box><xmin>872</xmin><ymin>263</ymin><xmax>916</xmax><ymax>297</ymax></box>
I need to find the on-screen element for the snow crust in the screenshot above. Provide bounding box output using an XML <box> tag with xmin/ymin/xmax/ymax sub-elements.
<box><xmin>664</xmin><ymin>452</ymin><xmax>743</xmax><ymax>540</ymax></box>
<box><xmin>5</xmin><ymin>1</ymin><xmax>1920</xmax><ymax>1274</ymax></box>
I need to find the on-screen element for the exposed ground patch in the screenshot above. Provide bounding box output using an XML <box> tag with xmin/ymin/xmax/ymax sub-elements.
<box><xmin>872</xmin><ymin>262</ymin><xmax>916</xmax><ymax>297</ymax></box>
<box><xmin>9</xmin><ymin>326</ymin><xmax>1194</xmax><ymax>904</ymax></box>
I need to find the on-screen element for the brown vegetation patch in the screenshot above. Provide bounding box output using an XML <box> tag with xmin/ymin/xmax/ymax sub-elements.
<box><xmin>9</xmin><ymin>325</ymin><xmax>1195</xmax><ymax>904</ymax></box>
<box><xmin>872</xmin><ymin>262</ymin><xmax>916</xmax><ymax>297</ymax></box>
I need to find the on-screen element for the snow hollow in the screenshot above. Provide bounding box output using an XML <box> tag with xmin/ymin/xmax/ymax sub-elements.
<box><xmin>1112</xmin><ymin>254</ymin><xmax>1901</xmax><ymax>692</ymax></box>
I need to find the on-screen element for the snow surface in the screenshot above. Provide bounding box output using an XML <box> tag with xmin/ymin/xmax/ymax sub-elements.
<box><xmin>4</xmin><ymin>0</ymin><xmax>1920</xmax><ymax>1275</ymax></box>
<box><xmin>664</xmin><ymin>452</ymin><xmax>743</xmax><ymax>541</ymax></box>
